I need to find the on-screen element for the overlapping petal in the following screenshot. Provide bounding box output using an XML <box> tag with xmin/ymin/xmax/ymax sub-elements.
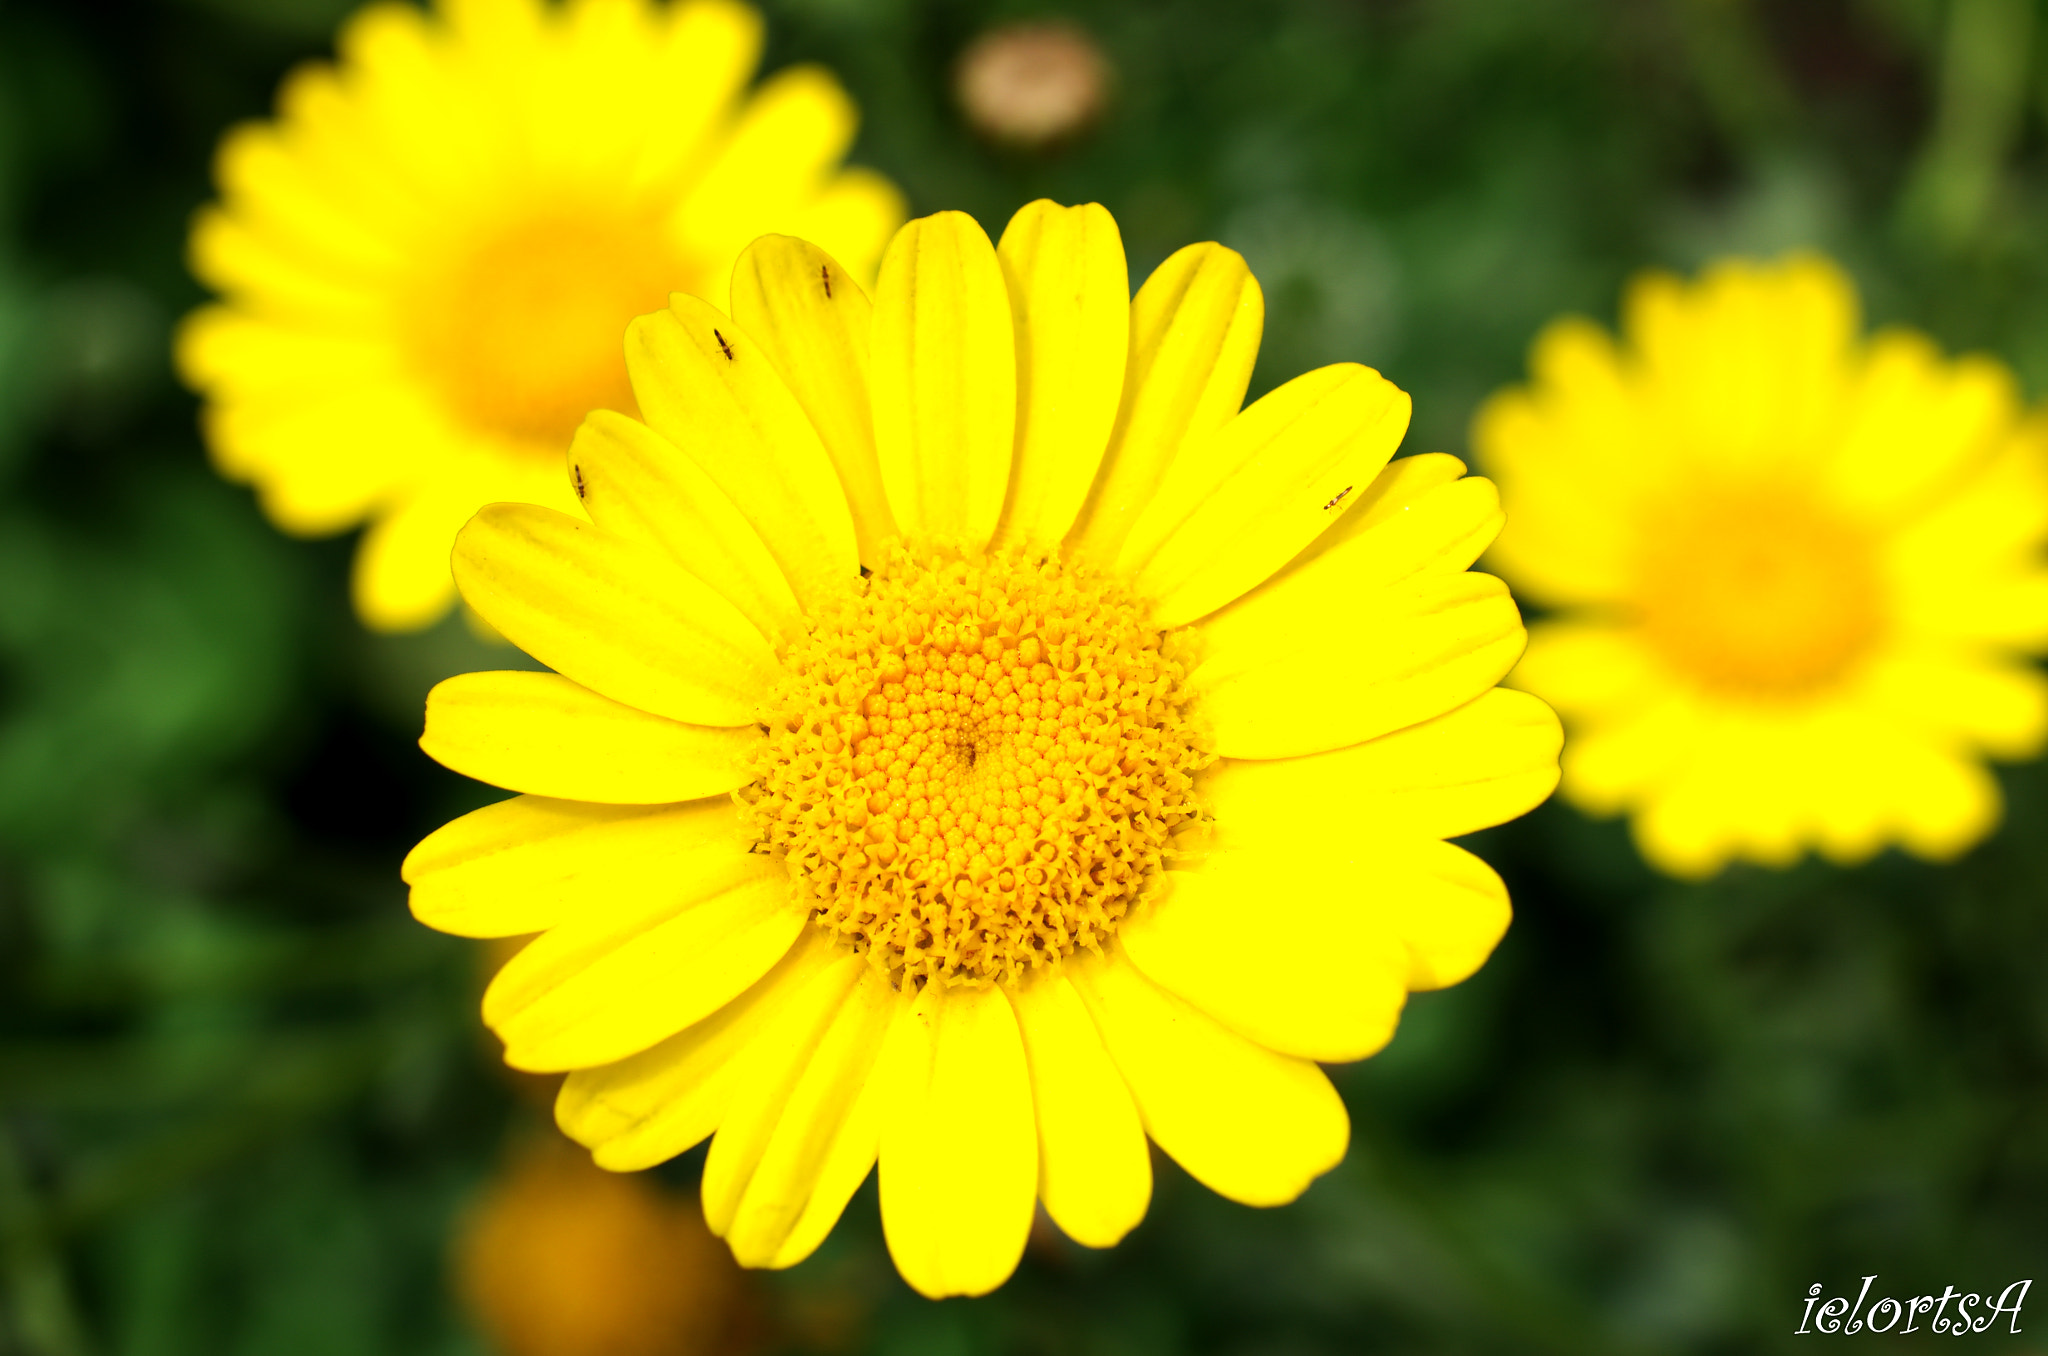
<box><xmin>1118</xmin><ymin>363</ymin><xmax>1413</xmax><ymax>627</ymax></box>
<box><xmin>421</xmin><ymin>670</ymin><xmax>761</xmax><ymax>803</ymax></box>
<box><xmin>729</xmin><ymin>234</ymin><xmax>896</xmax><ymax>562</ymax></box>
<box><xmin>1011</xmin><ymin>972</ymin><xmax>1151</xmax><ymax>1248</ymax></box>
<box><xmin>556</xmin><ymin>931</ymin><xmax>839</xmax><ymax>1171</ymax></box>
<box><xmin>702</xmin><ymin>954</ymin><xmax>894</xmax><ymax>1268</ymax></box>
<box><xmin>569</xmin><ymin>409</ymin><xmax>804</xmax><ymax>638</ymax></box>
<box><xmin>1069</xmin><ymin>946</ymin><xmax>1349</xmax><ymax>1208</ymax></box>
<box><xmin>1071</xmin><ymin>242</ymin><xmax>1263</xmax><ymax>561</ymax></box>
<box><xmin>992</xmin><ymin>200</ymin><xmax>1130</xmax><ymax>550</ymax></box>
<box><xmin>624</xmin><ymin>299</ymin><xmax>861</xmax><ymax>605</ymax></box>
<box><xmin>869</xmin><ymin>211</ymin><xmax>1018</xmax><ymax>549</ymax></box>
<box><xmin>405</xmin><ymin>795</ymin><xmax>702</xmax><ymax>939</ymax></box>
<box><xmin>876</xmin><ymin>983</ymin><xmax>1037</xmax><ymax>1298</ymax></box>
<box><xmin>482</xmin><ymin>802</ymin><xmax>804</xmax><ymax>1071</ymax></box>
<box><xmin>1199</xmin><ymin>687</ymin><xmax>1562</xmax><ymax>846</ymax></box>
<box><xmin>453</xmin><ymin>504</ymin><xmax>778</xmax><ymax>727</ymax></box>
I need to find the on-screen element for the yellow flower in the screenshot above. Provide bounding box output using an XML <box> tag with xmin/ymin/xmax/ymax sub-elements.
<box><xmin>457</xmin><ymin>1135</ymin><xmax>759</xmax><ymax>1356</ymax></box>
<box><xmin>404</xmin><ymin>202</ymin><xmax>1558</xmax><ymax>1297</ymax></box>
<box><xmin>1477</xmin><ymin>254</ymin><xmax>2048</xmax><ymax>878</ymax></box>
<box><xmin>177</xmin><ymin>0</ymin><xmax>903</xmax><ymax>632</ymax></box>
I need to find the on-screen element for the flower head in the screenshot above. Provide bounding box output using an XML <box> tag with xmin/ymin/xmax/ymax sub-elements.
<box><xmin>178</xmin><ymin>0</ymin><xmax>904</xmax><ymax>631</ymax></box>
<box><xmin>405</xmin><ymin>202</ymin><xmax>1557</xmax><ymax>1296</ymax></box>
<box><xmin>1478</xmin><ymin>254</ymin><xmax>2048</xmax><ymax>877</ymax></box>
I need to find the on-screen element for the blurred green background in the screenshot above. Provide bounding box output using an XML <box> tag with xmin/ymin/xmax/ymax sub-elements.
<box><xmin>5</xmin><ymin>0</ymin><xmax>2048</xmax><ymax>1352</ymax></box>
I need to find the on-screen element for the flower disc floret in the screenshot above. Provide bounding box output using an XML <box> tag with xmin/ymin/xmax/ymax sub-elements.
<box><xmin>743</xmin><ymin>541</ymin><xmax>1206</xmax><ymax>989</ymax></box>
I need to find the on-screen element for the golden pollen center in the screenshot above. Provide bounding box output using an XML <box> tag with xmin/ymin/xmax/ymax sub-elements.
<box><xmin>410</xmin><ymin>208</ymin><xmax>696</xmax><ymax>451</ymax></box>
<box><xmin>1633</xmin><ymin>480</ymin><xmax>1883</xmax><ymax>698</ymax></box>
<box><xmin>743</xmin><ymin>542</ymin><xmax>1207</xmax><ymax>989</ymax></box>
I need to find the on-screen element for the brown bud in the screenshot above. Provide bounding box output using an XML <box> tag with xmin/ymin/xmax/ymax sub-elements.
<box><xmin>955</xmin><ymin>21</ymin><xmax>1111</xmax><ymax>150</ymax></box>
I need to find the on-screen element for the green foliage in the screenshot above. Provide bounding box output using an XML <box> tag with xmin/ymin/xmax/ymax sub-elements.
<box><xmin>4</xmin><ymin>1</ymin><xmax>2048</xmax><ymax>1353</ymax></box>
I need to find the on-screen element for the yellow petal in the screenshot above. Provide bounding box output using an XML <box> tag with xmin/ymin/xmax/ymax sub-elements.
<box><xmin>620</xmin><ymin>0</ymin><xmax>764</xmax><ymax>196</ymax></box>
<box><xmin>206</xmin><ymin>118</ymin><xmax>397</xmax><ymax>277</ymax></box>
<box><xmin>352</xmin><ymin>483</ymin><xmax>479</xmax><ymax>632</ymax></box>
<box><xmin>404</xmin><ymin>795</ymin><xmax>695</xmax><ymax>939</ymax></box>
<box><xmin>1198</xmin><ymin>687</ymin><xmax>1561</xmax><ymax>845</ymax></box>
<box><xmin>876</xmin><ymin>982</ymin><xmax>1036</xmax><ymax>1298</ymax></box>
<box><xmin>1068</xmin><ymin>946</ymin><xmax>1347</xmax><ymax>1208</ymax></box>
<box><xmin>1010</xmin><ymin>970</ymin><xmax>1150</xmax><ymax>1248</ymax></box>
<box><xmin>1279</xmin><ymin>459</ymin><xmax>1501</xmax><ymax>582</ymax></box>
<box><xmin>675</xmin><ymin>64</ymin><xmax>858</xmax><ymax>285</ymax></box>
<box><xmin>785</xmin><ymin>167</ymin><xmax>906</xmax><ymax>289</ymax></box>
<box><xmin>483</xmin><ymin>805</ymin><xmax>803</xmax><ymax>1071</ymax></box>
<box><xmin>1511</xmin><ymin>619</ymin><xmax>1665</xmax><ymax>723</ymax></box>
<box><xmin>1862</xmin><ymin>649</ymin><xmax>2048</xmax><ymax>759</ymax></box>
<box><xmin>1119</xmin><ymin>852</ymin><xmax>1411</xmax><ymax>1063</ymax></box>
<box><xmin>991</xmin><ymin>200</ymin><xmax>1130</xmax><ymax>550</ymax></box>
<box><xmin>1118</xmin><ymin>364</ymin><xmax>1413</xmax><ymax>627</ymax></box>
<box><xmin>625</xmin><ymin>298</ymin><xmax>860</xmax><ymax>606</ymax></box>
<box><xmin>1376</xmin><ymin>840</ymin><xmax>1513</xmax><ymax>989</ymax></box>
<box><xmin>728</xmin><ymin>234</ymin><xmax>897</xmax><ymax>563</ymax></box>
<box><xmin>1071</xmin><ymin>243</ymin><xmax>1263</xmax><ymax>561</ymax></box>
<box><xmin>1889</xmin><ymin>429</ymin><xmax>2048</xmax><ymax>648</ymax></box>
<box><xmin>704</xmin><ymin>959</ymin><xmax>893</xmax><ymax>1267</ymax></box>
<box><xmin>569</xmin><ymin>410</ymin><xmax>803</xmax><ymax>640</ymax></box>
<box><xmin>420</xmin><ymin>670</ymin><xmax>759</xmax><ymax>803</ymax></box>
<box><xmin>1626</xmin><ymin>256</ymin><xmax>1857</xmax><ymax>479</ymax></box>
<box><xmin>1191</xmin><ymin>570</ymin><xmax>1526</xmax><ymax>759</ymax></box>
<box><xmin>1884</xmin><ymin>743</ymin><xmax>2002</xmax><ymax>862</ymax></box>
<box><xmin>453</xmin><ymin>503</ymin><xmax>776</xmax><ymax>728</ymax></box>
<box><xmin>187</xmin><ymin>203</ymin><xmax>376</xmax><ymax>322</ymax></box>
<box><xmin>1827</xmin><ymin>331</ymin><xmax>2019</xmax><ymax>520</ymax></box>
<box><xmin>555</xmin><ymin>930</ymin><xmax>839</xmax><ymax>1171</ymax></box>
<box><xmin>1321</xmin><ymin>450</ymin><xmax>1468</xmax><ymax>529</ymax></box>
<box><xmin>869</xmin><ymin>211</ymin><xmax>1017</xmax><ymax>549</ymax></box>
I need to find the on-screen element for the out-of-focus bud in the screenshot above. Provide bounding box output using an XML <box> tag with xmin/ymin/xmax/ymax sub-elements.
<box><xmin>456</xmin><ymin>1136</ymin><xmax>759</xmax><ymax>1356</ymax></box>
<box><xmin>955</xmin><ymin>21</ymin><xmax>1111</xmax><ymax>149</ymax></box>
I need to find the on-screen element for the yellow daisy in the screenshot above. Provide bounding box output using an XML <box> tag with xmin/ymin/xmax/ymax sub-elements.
<box><xmin>1477</xmin><ymin>254</ymin><xmax>2048</xmax><ymax>878</ymax></box>
<box><xmin>404</xmin><ymin>202</ymin><xmax>1559</xmax><ymax>1296</ymax></box>
<box><xmin>177</xmin><ymin>0</ymin><xmax>903</xmax><ymax>631</ymax></box>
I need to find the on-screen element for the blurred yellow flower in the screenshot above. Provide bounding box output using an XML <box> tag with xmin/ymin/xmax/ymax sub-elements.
<box><xmin>457</xmin><ymin>1135</ymin><xmax>758</xmax><ymax>1356</ymax></box>
<box><xmin>178</xmin><ymin>0</ymin><xmax>903</xmax><ymax>631</ymax></box>
<box><xmin>402</xmin><ymin>201</ymin><xmax>1557</xmax><ymax>1297</ymax></box>
<box><xmin>1478</xmin><ymin>254</ymin><xmax>2048</xmax><ymax>878</ymax></box>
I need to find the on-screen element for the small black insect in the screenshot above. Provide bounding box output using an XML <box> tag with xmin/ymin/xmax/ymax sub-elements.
<box><xmin>713</xmin><ymin>328</ymin><xmax>735</xmax><ymax>361</ymax></box>
<box><xmin>1322</xmin><ymin>484</ymin><xmax>1355</xmax><ymax>511</ymax></box>
<box><xmin>821</xmin><ymin>264</ymin><xmax>833</xmax><ymax>298</ymax></box>
<box><xmin>859</xmin><ymin>563</ymin><xmax>872</xmax><ymax>578</ymax></box>
<box><xmin>572</xmin><ymin>464</ymin><xmax>586</xmax><ymax>500</ymax></box>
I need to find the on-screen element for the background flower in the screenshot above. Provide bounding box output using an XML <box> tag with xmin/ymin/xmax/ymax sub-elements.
<box><xmin>1479</xmin><ymin>255</ymin><xmax>2048</xmax><ymax>877</ymax></box>
<box><xmin>178</xmin><ymin>0</ymin><xmax>904</xmax><ymax>631</ymax></box>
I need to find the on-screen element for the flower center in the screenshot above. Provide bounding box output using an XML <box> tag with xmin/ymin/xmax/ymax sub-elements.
<box><xmin>743</xmin><ymin>542</ymin><xmax>1207</xmax><ymax>990</ymax></box>
<box><xmin>409</xmin><ymin>207</ymin><xmax>698</xmax><ymax>451</ymax></box>
<box><xmin>1633</xmin><ymin>479</ymin><xmax>1883</xmax><ymax>698</ymax></box>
